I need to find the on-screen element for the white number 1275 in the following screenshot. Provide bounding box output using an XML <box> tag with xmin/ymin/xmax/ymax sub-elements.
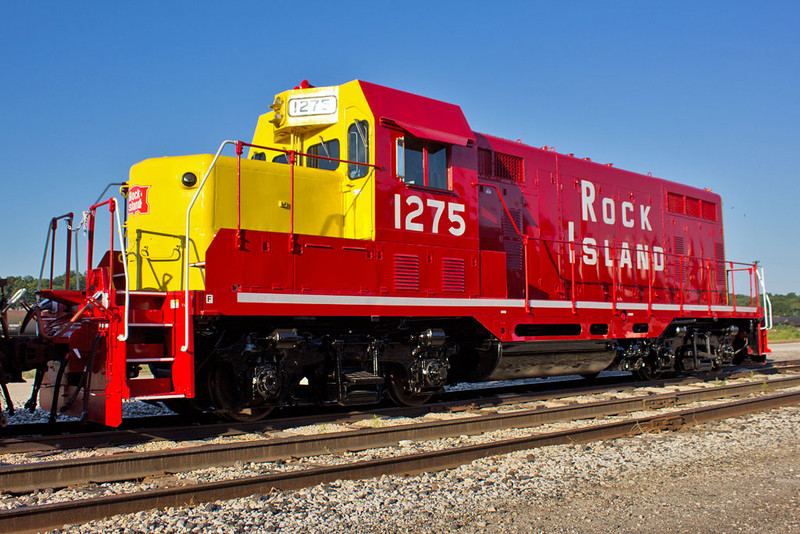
<box><xmin>393</xmin><ymin>194</ymin><xmax>465</xmax><ymax>236</ymax></box>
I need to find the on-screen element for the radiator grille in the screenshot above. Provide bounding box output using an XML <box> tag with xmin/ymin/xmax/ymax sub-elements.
<box><xmin>477</xmin><ymin>149</ymin><xmax>524</xmax><ymax>182</ymax></box>
<box><xmin>442</xmin><ymin>258</ymin><xmax>465</xmax><ymax>293</ymax></box>
<box><xmin>686</xmin><ymin>197</ymin><xmax>701</xmax><ymax>218</ymax></box>
<box><xmin>667</xmin><ymin>192</ymin><xmax>684</xmax><ymax>214</ymax></box>
<box><xmin>494</xmin><ymin>152</ymin><xmax>524</xmax><ymax>182</ymax></box>
<box><xmin>702</xmin><ymin>200</ymin><xmax>717</xmax><ymax>222</ymax></box>
<box><xmin>667</xmin><ymin>192</ymin><xmax>717</xmax><ymax>222</ymax></box>
<box><xmin>394</xmin><ymin>254</ymin><xmax>419</xmax><ymax>291</ymax></box>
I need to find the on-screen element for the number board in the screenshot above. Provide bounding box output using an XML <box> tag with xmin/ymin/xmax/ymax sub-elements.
<box><xmin>284</xmin><ymin>87</ymin><xmax>339</xmax><ymax>127</ymax></box>
<box><xmin>288</xmin><ymin>96</ymin><xmax>337</xmax><ymax>117</ymax></box>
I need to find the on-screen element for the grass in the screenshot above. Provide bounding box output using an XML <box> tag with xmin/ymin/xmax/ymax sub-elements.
<box><xmin>767</xmin><ymin>324</ymin><xmax>800</xmax><ymax>343</ymax></box>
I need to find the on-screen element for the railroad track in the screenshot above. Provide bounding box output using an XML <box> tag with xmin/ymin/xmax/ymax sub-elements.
<box><xmin>3</xmin><ymin>358</ymin><xmax>795</xmax><ymax>454</ymax></box>
<box><xmin>1</xmin><ymin>374</ymin><xmax>800</xmax><ymax>533</ymax></box>
<box><xmin>0</xmin><ymin>373</ymin><xmax>667</xmax><ymax>453</ymax></box>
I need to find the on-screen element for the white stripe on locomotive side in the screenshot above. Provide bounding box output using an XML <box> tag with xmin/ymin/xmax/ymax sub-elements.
<box><xmin>235</xmin><ymin>293</ymin><xmax>757</xmax><ymax>315</ymax></box>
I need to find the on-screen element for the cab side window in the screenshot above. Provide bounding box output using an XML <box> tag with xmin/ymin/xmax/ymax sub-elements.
<box><xmin>396</xmin><ymin>135</ymin><xmax>448</xmax><ymax>190</ymax></box>
<box><xmin>348</xmin><ymin>120</ymin><xmax>369</xmax><ymax>179</ymax></box>
<box><xmin>307</xmin><ymin>139</ymin><xmax>340</xmax><ymax>170</ymax></box>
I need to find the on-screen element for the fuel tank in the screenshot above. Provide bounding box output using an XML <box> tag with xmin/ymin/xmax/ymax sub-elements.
<box><xmin>478</xmin><ymin>340</ymin><xmax>617</xmax><ymax>381</ymax></box>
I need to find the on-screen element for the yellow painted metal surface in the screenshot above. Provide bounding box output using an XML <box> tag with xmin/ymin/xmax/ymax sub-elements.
<box><xmin>125</xmin><ymin>80</ymin><xmax>377</xmax><ymax>291</ymax></box>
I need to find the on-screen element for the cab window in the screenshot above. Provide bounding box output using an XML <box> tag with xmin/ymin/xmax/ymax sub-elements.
<box><xmin>307</xmin><ymin>139</ymin><xmax>340</xmax><ymax>170</ymax></box>
<box><xmin>347</xmin><ymin>120</ymin><xmax>369</xmax><ymax>179</ymax></box>
<box><xmin>396</xmin><ymin>135</ymin><xmax>448</xmax><ymax>189</ymax></box>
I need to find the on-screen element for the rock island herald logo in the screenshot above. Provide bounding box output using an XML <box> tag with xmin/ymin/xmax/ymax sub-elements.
<box><xmin>127</xmin><ymin>185</ymin><xmax>151</xmax><ymax>216</ymax></box>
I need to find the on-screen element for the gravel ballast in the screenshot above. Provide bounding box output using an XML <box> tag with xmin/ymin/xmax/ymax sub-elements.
<box><xmin>3</xmin><ymin>343</ymin><xmax>799</xmax><ymax>533</ymax></box>
<box><xmin>41</xmin><ymin>403</ymin><xmax>800</xmax><ymax>533</ymax></box>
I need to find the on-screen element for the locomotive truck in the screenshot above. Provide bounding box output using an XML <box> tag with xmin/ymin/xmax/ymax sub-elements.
<box><xmin>0</xmin><ymin>79</ymin><xmax>772</xmax><ymax>426</ymax></box>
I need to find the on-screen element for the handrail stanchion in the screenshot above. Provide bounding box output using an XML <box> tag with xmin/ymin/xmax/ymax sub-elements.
<box><xmin>729</xmin><ymin>261</ymin><xmax>735</xmax><ymax>312</ymax></box>
<box><xmin>49</xmin><ymin>219</ymin><xmax>57</xmax><ymax>289</ymax></box>
<box><xmin>64</xmin><ymin>214</ymin><xmax>73</xmax><ymax>290</ymax></box>
<box><xmin>86</xmin><ymin>210</ymin><xmax>96</xmax><ymax>274</ymax></box>
<box><xmin>753</xmin><ymin>263</ymin><xmax>760</xmax><ymax>314</ymax></box>
<box><xmin>706</xmin><ymin>259</ymin><xmax>713</xmax><ymax>313</ymax></box>
<box><xmin>679</xmin><ymin>255</ymin><xmax>684</xmax><ymax>314</ymax></box>
<box><xmin>112</xmin><ymin>199</ymin><xmax>130</xmax><ymax>341</ymax></box>
<box><xmin>524</xmin><ymin>236</ymin><xmax>530</xmax><ymax>313</ymax></box>
<box><xmin>647</xmin><ymin>247</ymin><xmax>653</xmax><ymax>315</ymax></box>
<box><xmin>756</xmin><ymin>266</ymin><xmax>772</xmax><ymax>331</ymax></box>
<box><xmin>235</xmin><ymin>141</ymin><xmax>244</xmax><ymax>250</ymax></box>
<box><xmin>612</xmin><ymin>243</ymin><xmax>617</xmax><ymax>313</ymax></box>
<box><xmin>73</xmin><ymin>222</ymin><xmax>81</xmax><ymax>291</ymax></box>
<box><xmin>108</xmin><ymin>200</ymin><xmax>115</xmax><ymax>288</ymax></box>
<box><xmin>289</xmin><ymin>150</ymin><xmax>296</xmax><ymax>252</ymax></box>
<box><xmin>569</xmin><ymin>239</ymin><xmax>576</xmax><ymax>314</ymax></box>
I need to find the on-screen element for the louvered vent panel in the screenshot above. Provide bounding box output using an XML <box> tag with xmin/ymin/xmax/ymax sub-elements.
<box><xmin>714</xmin><ymin>242</ymin><xmax>726</xmax><ymax>286</ymax></box>
<box><xmin>394</xmin><ymin>254</ymin><xmax>419</xmax><ymax>291</ymax></box>
<box><xmin>674</xmin><ymin>236</ymin><xmax>687</xmax><ymax>283</ymax></box>
<box><xmin>477</xmin><ymin>148</ymin><xmax>493</xmax><ymax>177</ymax></box>
<box><xmin>494</xmin><ymin>152</ymin><xmax>524</xmax><ymax>182</ymax></box>
<box><xmin>442</xmin><ymin>258</ymin><xmax>465</xmax><ymax>293</ymax></box>
<box><xmin>702</xmin><ymin>200</ymin><xmax>717</xmax><ymax>221</ymax></box>
<box><xmin>686</xmin><ymin>197</ymin><xmax>701</xmax><ymax>218</ymax></box>
<box><xmin>667</xmin><ymin>192</ymin><xmax>684</xmax><ymax>214</ymax></box>
<box><xmin>503</xmin><ymin>209</ymin><xmax>524</xmax><ymax>271</ymax></box>
<box><xmin>674</xmin><ymin>235</ymin><xmax>686</xmax><ymax>255</ymax></box>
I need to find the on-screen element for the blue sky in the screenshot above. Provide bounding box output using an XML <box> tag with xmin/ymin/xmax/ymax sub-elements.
<box><xmin>1</xmin><ymin>1</ymin><xmax>798</xmax><ymax>292</ymax></box>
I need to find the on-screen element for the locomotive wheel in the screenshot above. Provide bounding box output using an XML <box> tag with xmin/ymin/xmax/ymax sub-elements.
<box><xmin>634</xmin><ymin>364</ymin><xmax>663</xmax><ymax>381</ymax></box>
<box><xmin>385</xmin><ymin>368</ymin><xmax>432</xmax><ymax>407</ymax></box>
<box><xmin>207</xmin><ymin>363</ymin><xmax>274</xmax><ymax>422</ymax></box>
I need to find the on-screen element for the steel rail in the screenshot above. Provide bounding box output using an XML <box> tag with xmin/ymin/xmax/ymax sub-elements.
<box><xmin>0</xmin><ymin>367</ymin><xmax>749</xmax><ymax>453</ymax></box>
<box><xmin>0</xmin><ymin>372</ymin><xmax>666</xmax><ymax>452</ymax></box>
<box><xmin>2</xmin><ymin>359</ymin><xmax>797</xmax><ymax>453</ymax></box>
<box><xmin>2</xmin><ymin>375</ymin><xmax>800</xmax><ymax>494</ymax></box>
<box><xmin>1</xmin><ymin>388</ymin><xmax>799</xmax><ymax>534</ymax></box>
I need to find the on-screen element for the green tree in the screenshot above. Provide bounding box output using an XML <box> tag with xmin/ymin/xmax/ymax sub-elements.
<box><xmin>1</xmin><ymin>272</ymin><xmax>86</xmax><ymax>307</ymax></box>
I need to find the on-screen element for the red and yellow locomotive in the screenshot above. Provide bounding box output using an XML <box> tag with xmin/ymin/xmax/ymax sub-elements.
<box><xmin>0</xmin><ymin>80</ymin><xmax>772</xmax><ymax>426</ymax></box>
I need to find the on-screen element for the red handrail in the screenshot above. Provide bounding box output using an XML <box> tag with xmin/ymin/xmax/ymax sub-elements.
<box><xmin>473</xmin><ymin>182</ymin><xmax>760</xmax><ymax>313</ymax></box>
<box><xmin>234</xmin><ymin>141</ymin><xmax>384</xmax><ymax>252</ymax></box>
<box><xmin>86</xmin><ymin>199</ymin><xmax>117</xmax><ymax>269</ymax></box>
<box><xmin>475</xmin><ymin>182</ymin><xmax>531</xmax><ymax>311</ymax></box>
